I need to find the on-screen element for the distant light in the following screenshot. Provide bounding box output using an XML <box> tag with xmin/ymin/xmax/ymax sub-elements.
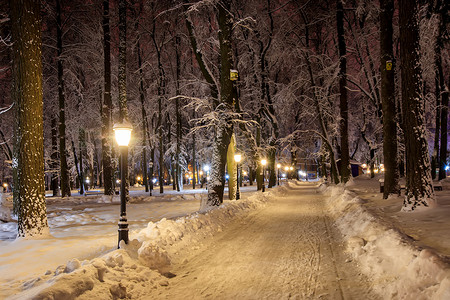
<box><xmin>152</xmin><ymin>178</ymin><xmax>157</xmax><ymax>184</ymax></box>
<box><xmin>203</xmin><ymin>165</ymin><xmax>210</xmax><ymax>172</ymax></box>
<box><xmin>2</xmin><ymin>183</ymin><xmax>7</xmax><ymax>188</ymax></box>
<box><xmin>243</xmin><ymin>171</ymin><xmax>248</xmax><ymax>176</ymax></box>
<box><xmin>289</xmin><ymin>166</ymin><xmax>293</xmax><ymax>171</ymax></box>
<box><xmin>284</xmin><ymin>166</ymin><xmax>289</xmax><ymax>171</ymax></box>
<box><xmin>261</xmin><ymin>159</ymin><xmax>267</xmax><ymax>166</ymax></box>
<box><xmin>282</xmin><ymin>173</ymin><xmax>286</xmax><ymax>178</ymax></box>
<box><xmin>116</xmin><ymin>179</ymin><xmax>121</xmax><ymax>184</ymax></box>
<box><xmin>234</xmin><ymin>154</ymin><xmax>242</xmax><ymax>163</ymax></box>
<box><xmin>374</xmin><ymin>169</ymin><xmax>379</xmax><ymax>173</ymax></box>
<box><xmin>136</xmin><ymin>176</ymin><xmax>141</xmax><ymax>181</ymax></box>
<box><xmin>186</xmin><ymin>174</ymin><xmax>190</xmax><ymax>179</ymax></box>
<box><xmin>446</xmin><ymin>165</ymin><xmax>450</xmax><ymax>171</ymax></box>
<box><xmin>200</xmin><ymin>171</ymin><xmax>204</xmax><ymax>176</ymax></box>
<box><xmin>277</xmin><ymin>163</ymin><xmax>281</xmax><ymax>169</ymax></box>
<box><xmin>362</xmin><ymin>163</ymin><xmax>367</xmax><ymax>168</ymax></box>
<box><xmin>225</xmin><ymin>174</ymin><xmax>230</xmax><ymax>179</ymax></box>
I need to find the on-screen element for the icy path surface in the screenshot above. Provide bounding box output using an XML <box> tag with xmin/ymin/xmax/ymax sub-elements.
<box><xmin>150</xmin><ymin>183</ymin><xmax>376</xmax><ymax>299</ymax></box>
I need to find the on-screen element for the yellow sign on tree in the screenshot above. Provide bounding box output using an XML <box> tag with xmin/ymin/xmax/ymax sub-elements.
<box><xmin>386</xmin><ymin>60</ymin><xmax>393</xmax><ymax>71</ymax></box>
<box><xmin>230</xmin><ymin>69</ymin><xmax>239</xmax><ymax>81</ymax></box>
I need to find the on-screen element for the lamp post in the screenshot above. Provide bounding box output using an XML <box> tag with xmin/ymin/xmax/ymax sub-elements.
<box><xmin>261</xmin><ymin>159</ymin><xmax>267</xmax><ymax>192</ymax></box>
<box><xmin>113</xmin><ymin>121</ymin><xmax>132</xmax><ymax>248</ymax></box>
<box><xmin>149</xmin><ymin>161</ymin><xmax>153</xmax><ymax>196</ymax></box>
<box><xmin>234</xmin><ymin>154</ymin><xmax>242</xmax><ymax>200</ymax></box>
<box><xmin>277</xmin><ymin>163</ymin><xmax>281</xmax><ymax>185</ymax></box>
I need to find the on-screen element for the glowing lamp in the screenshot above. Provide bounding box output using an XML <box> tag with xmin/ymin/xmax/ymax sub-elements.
<box><xmin>261</xmin><ymin>159</ymin><xmax>267</xmax><ymax>166</ymax></box>
<box><xmin>234</xmin><ymin>154</ymin><xmax>242</xmax><ymax>163</ymax></box>
<box><xmin>113</xmin><ymin>121</ymin><xmax>132</xmax><ymax>146</ymax></box>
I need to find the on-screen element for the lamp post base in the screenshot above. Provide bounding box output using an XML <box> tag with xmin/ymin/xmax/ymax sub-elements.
<box><xmin>118</xmin><ymin>217</ymin><xmax>129</xmax><ymax>248</ymax></box>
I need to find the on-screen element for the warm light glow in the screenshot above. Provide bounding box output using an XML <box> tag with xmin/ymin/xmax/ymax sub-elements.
<box><xmin>203</xmin><ymin>165</ymin><xmax>210</xmax><ymax>172</ymax></box>
<box><xmin>186</xmin><ymin>174</ymin><xmax>190</xmax><ymax>179</ymax></box>
<box><xmin>362</xmin><ymin>163</ymin><xmax>367</xmax><ymax>169</ymax></box>
<box><xmin>113</xmin><ymin>122</ymin><xmax>132</xmax><ymax>146</ymax></box>
<box><xmin>277</xmin><ymin>163</ymin><xmax>281</xmax><ymax>169</ymax></box>
<box><xmin>243</xmin><ymin>171</ymin><xmax>248</xmax><ymax>176</ymax></box>
<box><xmin>85</xmin><ymin>178</ymin><xmax>90</xmax><ymax>183</ymax></box>
<box><xmin>261</xmin><ymin>159</ymin><xmax>267</xmax><ymax>166</ymax></box>
<box><xmin>289</xmin><ymin>166</ymin><xmax>294</xmax><ymax>171</ymax></box>
<box><xmin>116</xmin><ymin>179</ymin><xmax>121</xmax><ymax>184</ymax></box>
<box><xmin>285</xmin><ymin>166</ymin><xmax>289</xmax><ymax>171</ymax></box>
<box><xmin>234</xmin><ymin>154</ymin><xmax>242</xmax><ymax>163</ymax></box>
<box><xmin>374</xmin><ymin>168</ymin><xmax>379</xmax><ymax>173</ymax></box>
<box><xmin>3</xmin><ymin>183</ymin><xmax>7</xmax><ymax>188</ymax></box>
<box><xmin>200</xmin><ymin>171</ymin><xmax>203</xmax><ymax>176</ymax></box>
<box><xmin>225</xmin><ymin>174</ymin><xmax>230</xmax><ymax>179</ymax></box>
<box><xmin>136</xmin><ymin>176</ymin><xmax>141</xmax><ymax>181</ymax></box>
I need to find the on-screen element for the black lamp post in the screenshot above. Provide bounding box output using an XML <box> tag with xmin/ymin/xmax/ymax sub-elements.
<box><xmin>234</xmin><ymin>154</ymin><xmax>242</xmax><ymax>200</ymax></box>
<box><xmin>261</xmin><ymin>159</ymin><xmax>267</xmax><ymax>192</ymax></box>
<box><xmin>113</xmin><ymin>121</ymin><xmax>132</xmax><ymax>248</ymax></box>
<box><xmin>277</xmin><ymin>163</ymin><xmax>281</xmax><ymax>186</ymax></box>
<box><xmin>149</xmin><ymin>161</ymin><xmax>153</xmax><ymax>196</ymax></box>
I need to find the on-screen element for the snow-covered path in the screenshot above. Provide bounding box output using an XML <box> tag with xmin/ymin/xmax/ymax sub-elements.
<box><xmin>148</xmin><ymin>183</ymin><xmax>376</xmax><ymax>299</ymax></box>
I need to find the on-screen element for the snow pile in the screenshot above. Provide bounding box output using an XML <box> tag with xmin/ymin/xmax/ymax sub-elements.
<box><xmin>10</xmin><ymin>191</ymin><xmax>268</xmax><ymax>299</ymax></box>
<box><xmin>325</xmin><ymin>185</ymin><xmax>450</xmax><ymax>299</ymax></box>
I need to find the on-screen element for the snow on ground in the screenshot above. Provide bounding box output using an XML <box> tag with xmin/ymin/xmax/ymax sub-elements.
<box><xmin>324</xmin><ymin>175</ymin><xmax>450</xmax><ymax>299</ymax></box>
<box><xmin>0</xmin><ymin>177</ymin><xmax>450</xmax><ymax>299</ymax></box>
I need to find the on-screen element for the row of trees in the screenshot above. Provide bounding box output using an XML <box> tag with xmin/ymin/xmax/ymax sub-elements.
<box><xmin>0</xmin><ymin>0</ymin><xmax>448</xmax><ymax>236</ymax></box>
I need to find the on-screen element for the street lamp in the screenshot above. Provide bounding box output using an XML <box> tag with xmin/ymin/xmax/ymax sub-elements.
<box><xmin>113</xmin><ymin>121</ymin><xmax>132</xmax><ymax>248</ymax></box>
<box><xmin>234</xmin><ymin>154</ymin><xmax>242</xmax><ymax>200</ymax></box>
<box><xmin>277</xmin><ymin>163</ymin><xmax>281</xmax><ymax>186</ymax></box>
<box><xmin>261</xmin><ymin>159</ymin><xmax>267</xmax><ymax>192</ymax></box>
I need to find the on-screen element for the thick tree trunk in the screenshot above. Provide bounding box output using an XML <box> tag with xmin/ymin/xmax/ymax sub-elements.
<box><xmin>399</xmin><ymin>0</ymin><xmax>435</xmax><ymax>210</ymax></box>
<box><xmin>206</xmin><ymin>0</ymin><xmax>234</xmax><ymax>206</ymax></box>
<box><xmin>101</xmin><ymin>0</ymin><xmax>114</xmax><ymax>195</ymax></box>
<box><xmin>336</xmin><ymin>0</ymin><xmax>350</xmax><ymax>183</ymax></box>
<box><xmin>57</xmin><ymin>0</ymin><xmax>71</xmax><ymax>198</ymax></box>
<box><xmin>380</xmin><ymin>0</ymin><xmax>400</xmax><ymax>198</ymax></box>
<box><xmin>137</xmin><ymin>40</ymin><xmax>149</xmax><ymax>192</ymax></box>
<box><xmin>11</xmin><ymin>0</ymin><xmax>49</xmax><ymax>237</ymax></box>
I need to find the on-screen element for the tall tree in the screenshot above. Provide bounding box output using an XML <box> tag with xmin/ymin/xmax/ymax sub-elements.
<box><xmin>436</xmin><ymin>0</ymin><xmax>449</xmax><ymax>180</ymax></box>
<box><xmin>336</xmin><ymin>0</ymin><xmax>350</xmax><ymax>183</ymax></box>
<box><xmin>56</xmin><ymin>0</ymin><xmax>71</xmax><ymax>197</ymax></box>
<box><xmin>380</xmin><ymin>0</ymin><xmax>399</xmax><ymax>198</ymax></box>
<box><xmin>101</xmin><ymin>0</ymin><xmax>114</xmax><ymax>195</ymax></box>
<box><xmin>11</xmin><ymin>0</ymin><xmax>49</xmax><ymax>237</ymax></box>
<box><xmin>399</xmin><ymin>0</ymin><xmax>435</xmax><ymax>210</ymax></box>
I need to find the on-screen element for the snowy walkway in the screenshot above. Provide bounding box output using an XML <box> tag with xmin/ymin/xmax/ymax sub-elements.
<box><xmin>147</xmin><ymin>183</ymin><xmax>376</xmax><ymax>299</ymax></box>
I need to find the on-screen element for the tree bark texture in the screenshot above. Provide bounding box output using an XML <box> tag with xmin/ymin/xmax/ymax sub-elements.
<box><xmin>206</xmin><ymin>0</ymin><xmax>234</xmax><ymax>206</ymax></box>
<box><xmin>380</xmin><ymin>0</ymin><xmax>400</xmax><ymax>198</ymax></box>
<box><xmin>437</xmin><ymin>0</ymin><xmax>449</xmax><ymax>180</ymax></box>
<box><xmin>57</xmin><ymin>0</ymin><xmax>71</xmax><ymax>198</ymax></box>
<box><xmin>399</xmin><ymin>0</ymin><xmax>435</xmax><ymax>210</ymax></box>
<box><xmin>11</xmin><ymin>0</ymin><xmax>49</xmax><ymax>237</ymax></box>
<box><xmin>336</xmin><ymin>0</ymin><xmax>350</xmax><ymax>183</ymax></box>
<box><xmin>101</xmin><ymin>0</ymin><xmax>114</xmax><ymax>195</ymax></box>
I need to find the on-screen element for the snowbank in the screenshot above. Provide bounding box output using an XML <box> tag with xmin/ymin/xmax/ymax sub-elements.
<box><xmin>9</xmin><ymin>191</ymin><xmax>268</xmax><ymax>299</ymax></box>
<box><xmin>324</xmin><ymin>185</ymin><xmax>450</xmax><ymax>299</ymax></box>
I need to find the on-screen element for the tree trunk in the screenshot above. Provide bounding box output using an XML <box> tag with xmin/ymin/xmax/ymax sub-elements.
<box><xmin>102</xmin><ymin>0</ymin><xmax>114</xmax><ymax>196</ymax></box>
<box><xmin>380</xmin><ymin>0</ymin><xmax>400</xmax><ymax>198</ymax></box>
<box><xmin>336</xmin><ymin>0</ymin><xmax>350</xmax><ymax>183</ymax></box>
<box><xmin>175</xmin><ymin>36</ymin><xmax>182</xmax><ymax>192</ymax></box>
<box><xmin>227</xmin><ymin>135</ymin><xmax>236</xmax><ymax>200</ymax></box>
<box><xmin>51</xmin><ymin>118</ymin><xmax>60</xmax><ymax>197</ymax></box>
<box><xmin>399</xmin><ymin>0</ymin><xmax>435</xmax><ymax>210</ymax></box>
<box><xmin>437</xmin><ymin>0</ymin><xmax>449</xmax><ymax>180</ymax></box>
<box><xmin>57</xmin><ymin>0</ymin><xmax>71</xmax><ymax>198</ymax></box>
<box><xmin>137</xmin><ymin>39</ymin><xmax>149</xmax><ymax>192</ymax></box>
<box><xmin>206</xmin><ymin>0</ymin><xmax>234</xmax><ymax>206</ymax></box>
<box><xmin>11</xmin><ymin>0</ymin><xmax>49</xmax><ymax>237</ymax></box>
<box><xmin>117</xmin><ymin>0</ymin><xmax>129</xmax><ymax>202</ymax></box>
